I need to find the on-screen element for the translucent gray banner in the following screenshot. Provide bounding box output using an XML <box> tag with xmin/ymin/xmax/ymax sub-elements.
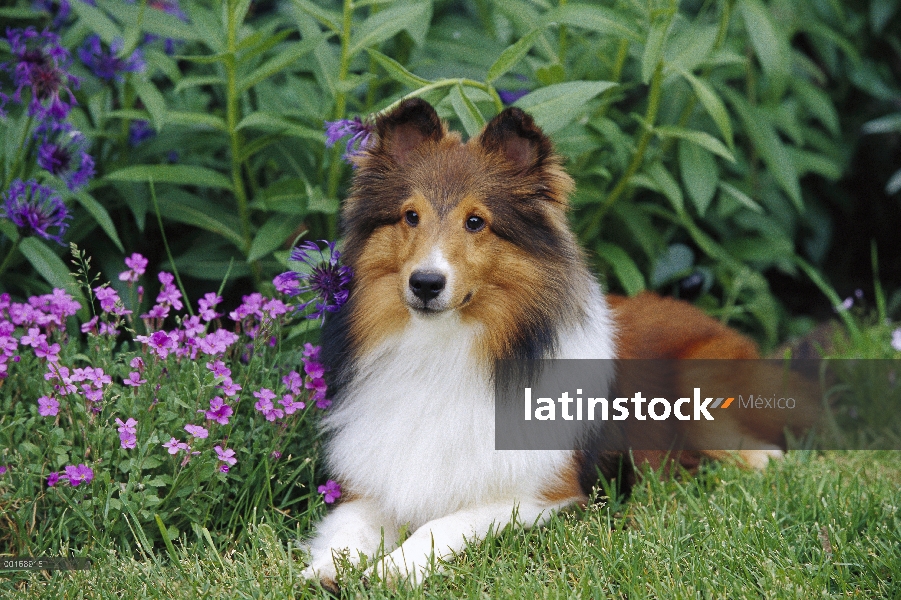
<box><xmin>494</xmin><ymin>359</ymin><xmax>901</xmax><ymax>451</ymax></box>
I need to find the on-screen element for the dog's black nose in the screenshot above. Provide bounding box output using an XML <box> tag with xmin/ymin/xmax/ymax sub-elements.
<box><xmin>409</xmin><ymin>271</ymin><xmax>446</xmax><ymax>302</ymax></box>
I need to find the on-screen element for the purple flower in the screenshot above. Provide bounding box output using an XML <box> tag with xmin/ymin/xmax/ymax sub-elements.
<box><xmin>892</xmin><ymin>328</ymin><xmax>901</xmax><ymax>352</ymax></box>
<box><xmin>1</xmin><ymin>27</ymin><xmax>80</xmax><ymax>120</ymax></box>
<box><xmin>206</xmin><ymin>360</ymin><xmax>230</xmax><ymax>379</ymax></box>
<box><xmin>324</xmin><ymin>116</ymin><xmax>374</xmax><ymax>163</ymax></box>
<box><xmin>116</xmin><ymin>418</ymin><xmax>137</xmax><ymax>448</ymax></box>
<box><xmin>38</xmin><ymin>395</ymin><xmax>59</xmax><ymax>416</ymax></box>
<box><xmin>33</xmin><ymin>1</ymin><xmax>72</xmax><ymax>28</ymax></box>
<box><xmin>2</xmin><ymin>179</ymin><xmax>70</xmax><ymax>244</ymax></box>
<box><xmin>123</xmin><ymin>371</ymin><xmax>146</xmax><ymax>387</ymax></box>
<box><xmin>128</xmin><ymin>120</ymin><xmax>155</xmax><ymax>147</ymax></box>
<box><xmin>0</xmin><ymin>465</ymin><xmax>6</xmax><ymax>476</ymax></box>
<box><xmin>279</xmin><ymin>394</ymin><xmax>305</xmax><ymax>414</ymax></box>
<box><xmin>280</xmin><ymin>241</ymin><xmax>352</xmax><ymax>320</ymax></box>
<box><xmin>47</xmin><ymin>471</ymin><xmax>59</xmax><ymax>486</ymax></box>
<box><xmin>498</xmin><ymin>89</ymin><xmax>529</xmax><ymax>105</ymax></box>
<box><xmin>253</xmin><ymin>389</ymin><xmax>283</xmax><ymax>421</ymax></box>
<box><xmin>198</xmin><ymin>293</ymin><xmax>222</xmax><ymax>322</ymax></box>
<box><xmin>204</xmin><ymin>396</ymin><xmax>232</xmax><ymax>425</ymax></box>
<box><xmin>63</xmin><ymin>463</ymin><xmax>93</xmax><ymax>486</ymax></box>
<box><xmin>35</xmin><ymin>122</ymin><xmax>95</xmax><ymax>191</ymax></box>
<box><xmin>78</xmin><ymin>35</ymin><xmax>145</xmax><ymax>82</ymax></box>
<box><xmin>214</xmin><ymin>445</ymin><xmax>237</xmax><ymax>466</ymax></box>
<box><xmin>318</xmin><ymin>480</ymin><xmax>341</xmax><ymax>504</ymax></box>
<box><xmin>119</xmin><ymin>252</ymin><xmax>148</xmax><ymax>282</ymax></box>
<box><xmin>162</xmin><ymin>437</ymin><xmax>189</xmax><ymax>454</ymax></box>
<box><xmin>184</xmin><ymin>424</ymin><xmax>208</xmax><ymax>439</ymax></box>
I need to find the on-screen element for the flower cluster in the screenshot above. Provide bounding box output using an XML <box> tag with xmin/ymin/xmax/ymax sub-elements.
<box><xmin>1</xmin><ymin>179</ymin><xmax>71</xmax><ymax>244</ymax></box>
<box><xmin>35</xmin><ymin>121</ymin><xmax>95</xmax><ymax>191</ymax></box>
<box><xmin>46</xmin><ymin>463</ymin><xmax>93</xmax><ymax>487</ymax></box>
<box><xmin>78</xmin><ymin>35</ymin><xmax>145</xmax><ymax>83</ymax></box>
<box><xmin>0</xmin><ymin>27</ymin><xmax>79</xmax><ymax>120</ymax></box>
<box><xmin>324</xmin><ymin>116</ymin><xmax>374</xmax><ymax>163</ymax></box>
<box><xmin>275</xmin><ymin>240</ymin><xmax>352</xmax><ymax>321</ymax></box>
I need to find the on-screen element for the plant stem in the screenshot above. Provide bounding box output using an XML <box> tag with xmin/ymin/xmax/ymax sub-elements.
<box><xmin>323</xmin><ymin>0</ymin><xmax>355</xmax><ymax>239</ymax></box>
<box><xmin>582</xmin><ymin>62</ymin><xmax>665</xmax><ymax>235</ymax></box>
<box><xmin>0</xmin><ymin>236</ymin><xmax>22</xmax><ymax>280</ymax></box>
<box><xmin>149</xmin><ymin>180</ymin><xmax>195</xmax><ymax>318</ymax></box>
<box><xmin>225</xmin><ymin>0</ymin><xmax>259</xmax><ymax>283</ymax></box>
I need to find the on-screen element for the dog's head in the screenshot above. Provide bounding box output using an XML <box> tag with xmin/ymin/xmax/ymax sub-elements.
<box><xmin>339</xmin><ymin>99</ymin><xmax>588</xmax><ymax>358</ymax></box>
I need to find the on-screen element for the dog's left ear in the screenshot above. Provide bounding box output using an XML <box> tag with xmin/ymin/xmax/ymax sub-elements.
<box><xmin>478</xmin><ymin>108</ymin><xmax>554</xmax><ymax>173</ymax></box>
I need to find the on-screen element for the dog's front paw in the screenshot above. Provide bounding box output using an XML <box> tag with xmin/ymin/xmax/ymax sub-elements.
<box><xmin>300</xmin><ymin>560</ymin><xmax>340</xmax><ymax>593</ymax></box>
<box><xmin>739</xmin><ymin>448</ymin><xmax>784</xmax><ymax>470</ymax></box>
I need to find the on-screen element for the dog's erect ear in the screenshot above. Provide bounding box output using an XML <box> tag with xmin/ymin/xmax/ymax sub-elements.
<box><xmin>478</xmin><ymin>108</ymin><xmax>553</xmax><ymax>173</ymax></box>
<box><xmin>374</xmin><ymin>98</ymin><xmax>444</xmax><ymax>164</ymax></box>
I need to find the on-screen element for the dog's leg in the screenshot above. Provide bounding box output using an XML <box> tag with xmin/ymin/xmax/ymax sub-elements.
<box><xmin>369</xmin><ymin>497</ymin><xmax>575</xmax><ymax>587</ymax></box>
<box><xmin>301</xmin><ymin>497</ymin><xmax>397</xmax><ymax>590</ymax></box>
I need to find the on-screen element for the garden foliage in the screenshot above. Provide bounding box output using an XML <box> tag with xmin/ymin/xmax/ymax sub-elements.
<box><xmin>0</xmin><ymin>0</ymin><xmax>899</xmax><ymax>559</ymax></box>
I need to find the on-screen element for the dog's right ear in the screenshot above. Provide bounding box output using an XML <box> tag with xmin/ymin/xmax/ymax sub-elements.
<box><xmin>374</xmin><ymin>99</ymin><xmax>444</xmax><ymax>165</ymax></box>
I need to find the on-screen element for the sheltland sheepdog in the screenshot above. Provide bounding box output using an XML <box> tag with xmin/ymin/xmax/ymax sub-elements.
<box><xmin>301</xmin><ymin>99</ymin><xmax>786</xmax><ymax>589</ymax></box>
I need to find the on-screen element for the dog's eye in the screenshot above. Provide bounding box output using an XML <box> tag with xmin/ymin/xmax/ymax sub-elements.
<box><xmin>465</xmin><ymin>215</ymin><xmax>485</xmax><ymax>232</ymax></box>
<box><xmin>404</xmin><ymin>210</ymin><xmax>419</xmax><ymax>226</ymax></box>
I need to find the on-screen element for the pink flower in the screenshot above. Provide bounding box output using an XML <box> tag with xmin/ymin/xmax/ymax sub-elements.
<box><xmin>119</xmin><ymin>253</ymin><xmax>148</xmax><ymax>282</ymax></box>
<box><xmin>318</xmin><ymin>480</ymin><xmax>341</xmax><ymax>504</ymax></box>
<box><xmin>64</xmin><ymin>463</ymin><xmax>94</xmax><ymax>486</ymax></box>
<box><xmin>219</xmin><ymin>379</ymin><xmax>241</xmax><ymax>397</ymax></box>
<box><xmin>184</xmin><ymin>424</ymin><xmax>209</xmax><ymax>439</ymax></box>
<box><xmin>279</xmin><ymin>394</ymin><xmax>305</xmax><ymax>415</ymax></box>
<box><xmin>123</xmin><ymin>371</ymin><xmax>146</xmax><ymax>387</ymax></box>
<box><xmin>20</xmin><ymin>327</ymin><xmax>47</xmax><ymax>348</ymax></box>
<box><xmin>214</xmin><ymin>445</ymin><xmax>237</xmax><ymax>466</ymax></box>
<box><xmin>203</xmin><ymin>397</ymin><xmax>232</xmax><ymax>425</ymax></box>
<box><xmin>206</xmin><ymin>359</ymin><xmax>230</xmax><ymax>379</ymax></box>
<box><xmin>253</xmin><ymin>390</ymin><xmax>283</xmax><ymax>421</ymax></box>
<box><xmin>162</xmin><ymin>437</ymin><xmax>189</xmax><ymax>454</ymax></box>
<box><xmin>283</xmin><ymin>371</ymin><xmax>303</xmax><ymax>394</ymax></box>
<box><xmin>38</xmin><ymin>395</ymin><xmax>59</xmax><ymax>416</ymax></box>
<box><xmin>47</xmin><ymin>472</ymin><xmax>60</xmax><ymax>487</ymax></box>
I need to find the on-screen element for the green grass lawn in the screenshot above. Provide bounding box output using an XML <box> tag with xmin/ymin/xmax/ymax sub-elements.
<box><xmin>3</xmin><ymin>450</ymin><xmax>898</xmax><ymax>599</ymax></box>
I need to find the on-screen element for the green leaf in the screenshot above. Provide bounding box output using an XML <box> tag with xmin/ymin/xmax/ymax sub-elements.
<box><xmin>641</xmin><ymin>17</ymin><xmax>670</xmax><ymax>84</ymax></box>
<box><xmin>487</xmin><ymin>28</ymin><xmax>541</xmax><ymax>84</ymax></box>
<box><xmin>676</xmin><ymin>68</ymin><xmax>734</xmax><ymax>149</ymax></box>
<box><xmin>74</xmin><ymin>191</ymin><xmax>124</xmax><ymax>253</ymax></box>
<box><xmin>98</xmin><ymin>0</ymin><xmax>200</xmax><ymax>42</ymax></box>
<box><xmin>290</xmin><ymin>0</ymin><xmax>342</xmax><ymax>33</ymax></box>
<box><xmin>238</xmin><ymin>34</ymin><xmax>327</xmax><ymax>92</ymax></box>
<box><xmin>651</xmin><ymin>243</ymin><xmax>694</xmax><ymax>288</ymax></box>
<box><xmin>367</xmin><ymin>49</ymin><xmax>431</xmax><ymax>89</ymax></box>
<box><xmin>450</xmin><ymin>84</ymin><xmax>486</xmax><ymax>138</ymax></box>
<box><xmin>514</xmin><ymin>81</ymin><xmax>618</xmax><ymax>134</ymax></box>
<box><xmin>19</xmin><ymin>238</ymin><xmax>82</xmax><ymax>299</ymax></box>
<box><xmin>719</xmin><ymin>181</ymin><xmax>763</xmax><ymax>213</ymax></box>
<box><xmin>349</xmin><ymin>2</ymin><xmax>431</xmax><ymax>56</ymax></box>
<box><xmin>598</xmin><ymin>243</ymin><xmax>646</xmax><ymax>296</ymax></box>
<box><xmin>258</xmin><ymin>178</ymin><xmax>308</xmax><ymax>215</ymax></box>
<box><xmin>173</xmin><ymin>75</ymin><xmax>227</xmax><ymax>94</ymax></box>
<box><xmin>666</xmin><ymin>24</ymin><xmax>718</xmax><ymax>73</ymax></box>
<box><xmin>862</xmin><ymin>113</ymin><xmax>901</xmax><ymax>135</ymax></box>
<box><xmin>133</xmin><ymin>79</ymin><xmax>167</xmax><ymax>130</ymax></box>
<box><xmin>236</xmin><ymin>113</ymin><xmax>322</xmax><ymax>141</ymax></box>
<box><xmin>172</xmin><ymin>53</ymin><xmax>228</xmax><ymax>65</ymax></box>
<box><xmin>71</xmin><ymin>0</ymin><xmax>123</xmax><ymax>44</ymax></box>
<box><xmin>152</xmin><ymin>190</ymin><xmax>244</xmax><ymax>248</ymax></box>
<box><xmin>105</xmin><ymin>165</ymin><xmax>233</xmax><ymax>190</ymax></box>
<box><xmin>678</xmin><ymin>140</ymin><xmax>718</xmax><ymax>216</ymax></box>
<box><xmin>546</xmin><ymin>4</ymin><xmax>643</xmax><ymax>42</ymax></box>
<box><xmin>654</xmin><ymin>126</ymin><xmax>735</xmax><ymax>162</ymax></box>
<box><xmin>646</xmin><ymin>161</ymin><xmax>684</xmax><ymax>214</ymax></box>
<box><xmin>723</xmin><ymin>89</ymin><xmax>802</xmax><ymax>210</ymax></box>
<box><xmin>166</xmin><ymin>111</ymin><xmax>227</xmax><ymax>132</ymax></box>
<box><xmin>739</xmin><ymin>0</ymin><xmax>790</xmax><ymax>99</ymax></box>
<box><xmin>247</xmin><ymin>215</ymin><xmax>304</xmax><ymax>262</ymax></box>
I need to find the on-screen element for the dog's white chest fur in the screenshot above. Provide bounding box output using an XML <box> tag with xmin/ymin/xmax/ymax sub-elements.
<box><xmin>322</xmin><ymin>315</ymin><xmax>564</xmax><ymax>528</ymax></box>
<box><xmin>322</xmin><ymin>291</ymin><xmax>615</xmax><ymax>530</ymax></box>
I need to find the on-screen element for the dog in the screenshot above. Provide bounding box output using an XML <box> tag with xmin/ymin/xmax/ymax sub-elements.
<box><xmin>301</xmin><ymin>98</ymin><xmax>791</xmax><ymax>589</ymax></box>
